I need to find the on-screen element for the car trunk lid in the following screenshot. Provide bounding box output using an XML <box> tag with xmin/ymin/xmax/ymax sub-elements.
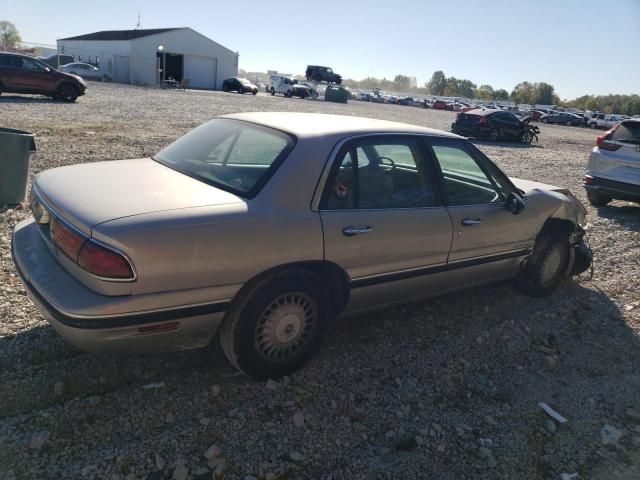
<box><xmin>35</xmin><ymin>157</ymin><xmax>243</xmax><ymax>234</ymax></box>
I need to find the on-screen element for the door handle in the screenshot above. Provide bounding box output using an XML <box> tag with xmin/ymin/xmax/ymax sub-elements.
<box><xmin>342</xmin><ymin>226</ymin><xmax>373</xmax><ymax>237</ymax></box>
<box><xmin>461</xmin><ymin>218</ymin><xmax>482</xmax><ymax>226</ymax></box>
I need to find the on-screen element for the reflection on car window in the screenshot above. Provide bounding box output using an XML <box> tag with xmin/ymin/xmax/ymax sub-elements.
<box><xmin>20</xmin><ymin>58</ymin><xmax>46</xmax><ymax>71</ymax></box>
<box><xmin>323</xmin><ymin>137</ymin><xmax>439</xmax><ymax>210</ymax></box>
<box><xmin>430</xmin><ymin>142</ymin><xmax>503</xmax><ymax>206</ymax></box>
<box><xmin>153</xmin><ymin>119</ymin><xmax>294</xmax><ymax>197</ymax></box>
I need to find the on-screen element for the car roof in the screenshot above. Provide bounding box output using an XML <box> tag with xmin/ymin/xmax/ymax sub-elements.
<box><xmin>465</xmin><ymin>108</ymin><xmax>503</xmax><ymax>116</ymax></box>
<box><xmin>222</xmin><ymin>112</ymin><xmax>462</xmax><ymax>139</ymax></box>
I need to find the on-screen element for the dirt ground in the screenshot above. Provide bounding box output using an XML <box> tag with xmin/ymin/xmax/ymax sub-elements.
<box><xmin>0</xmin><ymin>83</ymin><xmax>639</xmax><ymax>480</ymax></box>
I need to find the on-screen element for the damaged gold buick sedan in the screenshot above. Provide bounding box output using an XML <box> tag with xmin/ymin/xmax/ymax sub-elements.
<box><xmin>12</xmin><ymin>113</ymin><xmax>592</xmax><ymax>379</ymax></box>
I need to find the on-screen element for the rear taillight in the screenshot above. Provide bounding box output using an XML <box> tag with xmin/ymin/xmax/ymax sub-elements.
<box><xmin>50</xmin><ymin>216</ymin><xmax>135</xmax><ymax>280</ymax></box>
<box><xmin>50</xmin><ymin>217</ymin><xmax>86</xmax><ymax>261</ymax></box>
<box><xmin>78</xmin><ymin>241</ymin><xmax>134</xmax><ymax>280</ymax></box>
<box><xmin>477</xmin><ymin>117</ymin><xmax>487</xmax><ymax>125</ymax></box>
<box><xmin>596</xmin><ymin>125</ymin><xmax>622</xmax><ymax>151</ymax></box>
<box><xmin>583</xmin><ymin>175</ymin><xmax>594</xmax><ymax>185</ymax></box>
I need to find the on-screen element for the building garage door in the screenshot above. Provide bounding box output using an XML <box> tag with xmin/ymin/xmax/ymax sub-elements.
<box><xmin>184</xmin><ymin>56</ymin><xmax>217</xmax><ymax>90</ymax></box>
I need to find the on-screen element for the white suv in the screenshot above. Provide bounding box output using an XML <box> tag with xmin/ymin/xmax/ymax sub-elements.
<box><xmin>588</xmin><ymin>113</ymin><xmax>624</xmax><ymax>129</ymax></box>
<box><xmin>583</xmin><ymin>119</ymin><xmax>640</xmax><ymax>206</ymax></box>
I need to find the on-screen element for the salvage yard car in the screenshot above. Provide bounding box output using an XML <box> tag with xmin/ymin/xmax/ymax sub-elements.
<box><xmin>0</xmin><ymin>51</ymin><xmax>87</xmax><ymax>102</ymax></box>
<box><xmin>12</xmin><ymin>113</ymin><xmax>592</xmax><ymax>380</ymax></box>
<box><xmin>451</xmin><ymin>108</ymin><xmax>540</xmax><ymax>143</ymax></box>
<box><xmin>222</xmin><ymin>77</ymin><xmax>259</xmax><ymax>95</ymax></box>
<box><xmin>583</xmin><ymin>118</ymin><xmax>640</xmax><ymax>206</ymax></box>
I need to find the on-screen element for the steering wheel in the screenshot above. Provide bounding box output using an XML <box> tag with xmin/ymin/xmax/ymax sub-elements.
<box><xmin>375</xmin><ymin>156</ymin><xmax>396</xmax><ymax>171</ymax></box>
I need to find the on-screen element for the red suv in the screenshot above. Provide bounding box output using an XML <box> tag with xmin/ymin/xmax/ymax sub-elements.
<box><xmin>0</xmin><ymin>52</ymin><xmax>86</xmax><ymax>102</ymax></box>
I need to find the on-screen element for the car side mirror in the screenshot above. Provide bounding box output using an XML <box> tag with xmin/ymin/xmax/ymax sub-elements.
<box><xmin>505</xmin><ymin>192</ymin><xmax>525</xmax><ymax>214</ymax></box>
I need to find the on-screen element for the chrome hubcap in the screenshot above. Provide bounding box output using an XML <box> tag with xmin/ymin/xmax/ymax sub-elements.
<box><xmin>255</xmin><ymin>293</ymin><xmax>315</xmax><ymax>361</ymax></box>
<box><xmin>540</xmin><ymin>244</ymin><xmax>564</xmax><ymax>286</ymax></box>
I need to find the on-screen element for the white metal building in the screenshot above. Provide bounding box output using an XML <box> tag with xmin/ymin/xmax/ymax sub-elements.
<box><xmin>57</xmin><ymin>28</ymin><xmax>238</xmax><ymax>90</ymax></box>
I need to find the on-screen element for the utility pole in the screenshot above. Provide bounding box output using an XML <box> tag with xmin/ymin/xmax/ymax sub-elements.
<box><xmin>136</xmin><ymin>12</ymin><xmax>142</xmax><ymax>30</ymax></box>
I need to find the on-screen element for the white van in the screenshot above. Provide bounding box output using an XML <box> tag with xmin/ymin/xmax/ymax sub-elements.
<box><xmin>268</xmin><ymin>75</ymin><xmax>295</xmax><ymax>97</ymax></box>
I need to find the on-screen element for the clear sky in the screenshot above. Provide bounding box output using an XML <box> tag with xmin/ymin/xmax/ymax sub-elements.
<box><xmin>3</xmin><ymin>0</ymin><xmax>639</xmax><ymax>99</ymax></box>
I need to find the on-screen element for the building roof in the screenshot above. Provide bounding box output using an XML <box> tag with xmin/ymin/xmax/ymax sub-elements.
<box><xmin>59</xmin><ymin>28</ymin><xmax>181</xmax><ymax>41</ymax></box>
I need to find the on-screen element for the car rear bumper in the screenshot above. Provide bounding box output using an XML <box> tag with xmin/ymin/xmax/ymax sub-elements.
<box><xmin>583</xmin><ymin>175</ymin><xmax>640</xmax><ymax>202</ymax></box>
<box><xmin>11</xmin><ymin>218</ymin><xmax>226</xmax><ymax>353</ymax></box>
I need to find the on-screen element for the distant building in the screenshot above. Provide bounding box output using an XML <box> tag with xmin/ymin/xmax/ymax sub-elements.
<box><xmin>57</xmin><ymin>28</ymin><xmax>238</xmax><ymax>90</ymax></box>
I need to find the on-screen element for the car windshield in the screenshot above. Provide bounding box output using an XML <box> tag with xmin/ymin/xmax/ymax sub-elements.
<box><xmin>153</xmin><ymin>119</ymin><xmax>295</xmax><ymax>197</ymax></box>
<box><xmin>239</xmin><ymin>78</ymin><xmax>251</xmax><ymax>85</ymax></box>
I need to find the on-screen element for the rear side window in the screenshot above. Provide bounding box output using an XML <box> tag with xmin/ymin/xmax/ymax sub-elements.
<box><xmin>611</xmin><ymin>122</ymin><xmax>640</xmax><ymax>144</ymax></box>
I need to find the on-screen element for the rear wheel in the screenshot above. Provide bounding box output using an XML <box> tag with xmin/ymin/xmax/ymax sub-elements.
<box><xmin>515</xmin><ymin>234</ymin><xmax>570</xmax><ymax>297</ymax></box>
<box><xmin>219</xmin><ymin>269</ymin><xmax>331</xmax><ymax>380</ymax></box>
<box><xmin>566</xmin><ymin>120</ymin><xmax>572</xmax><ymax>126</ymax></box>
<box><xmin>270</xmin><ymin>87</ymin><xmax>275</xmax><ymax>96</ymax></box>
<box><xmin>285</xmin><ymin>90</ymin><xmax>292</xmax><ymax>98</ymax></box>
<box><xmin>586</xmin><ymin>189</ymin><xmax>611</xmax><ymax>207</ymax></box>
<box><xmin>542</xmin><ymin>118</ymin><xmax>548</xmax><ymax>124</ymax></box>
<box><xmin>590</xmin><ymin>123</ymin><xmax>597</xmax><ymax>129</ymax></box>
<box><xmin>238</xmin><ymin>87</ymin><xmax>244</xmax><ymax>94</ymax></box>
<box><xmin>489</xmin><ymin>128</ymin><xmax>499</xmax><ymax>142</ymax></box>
<box><xmin>57</xmin><ymin>83</ymin><xmax>78</xmax><ymax>102</ymax></box>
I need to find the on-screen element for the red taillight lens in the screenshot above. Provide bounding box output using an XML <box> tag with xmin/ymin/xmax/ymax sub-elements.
<box><xmin>583</xmin><ymin>175</ymin><xmax>594</xmax><ymax>185</ymax></box>
<box><xmin>596</xmin><ymin>125</ymin><xmax>622</xmax><ymax>151</ymax></box>
<box><xmin>477</xmin><ymin>116</ymin><xmax>487</xmax><ymax>125</ymax></box>
<box><xmin>50</xmin><ymin>217</ymin><xmax>86</xmax><ymax>261</ymax></box>
<box><xmin>77</xmin><ymin>241</ymin><xmax>134</xmax><ymax>279</ymax></box>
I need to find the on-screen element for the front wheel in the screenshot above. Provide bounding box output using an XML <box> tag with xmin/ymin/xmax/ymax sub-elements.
<box><xmin>520</xmin><ymin>131</ymin><xmax>533</xmax><ymax>144</ymax></box>
<box><xmin>57</xmin><ymin>84</ymin><xmax>78</xmax><ymax>102</ymax></box>
<box><xmin>566</xmin><ymin>121</ymin><xmax>572</xmax><ymax>126</ymax></box>
<box><xmin>515</xmin><ymin>235</ymin><xmax>570</xmax><ymax>297</ymax></box>
<box><xmin>270</xmin><ymin>87</ymin><xmax>275</xmax><ymax>96</ymax></box>
<box><xmin>285</xmin><ymin>90</ymin><xmax>292</xmax><ymax>98</ymax></box>
<box><xmin>590</xmin><ymin>123</ymin><xmax>597</xmax><ymax>129</ymax></box>
<box><xmin>586</xmin><ymin>189</ymin><xmax>611</xmax><ymax>207</ymax></box>
<box><xmin>219</xmin><ymin>269</ymin><xmax>331</xmax><ymax>380</ymax></box>
<box><xmin>542</xmin><ymin>118</ymin><xmax>548</xmax><ymax>124</ymax></box>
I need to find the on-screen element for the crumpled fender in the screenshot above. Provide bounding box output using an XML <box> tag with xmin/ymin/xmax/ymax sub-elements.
<box><xmin>511</xmin><ymin>177</ymin><xmax>587</xmax><ymax>226</ymax></box>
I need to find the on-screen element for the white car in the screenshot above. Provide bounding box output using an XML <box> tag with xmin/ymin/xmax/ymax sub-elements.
<box><xmin>583</xmin><ymin>119</ymin><xmax>640</xmax><ymax>206</ymax></box>
<box><xmin>588</xmin><ymin>113</ymin><xmax>623</xmax><ymax>130</ymax></box>
<box><xmin>59</xmin><ymin>62</ymin><xmax>106</xmax><ymax>81</ymax></box>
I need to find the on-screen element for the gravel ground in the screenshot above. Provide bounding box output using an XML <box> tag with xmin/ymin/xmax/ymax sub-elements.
<box><xmin>1</xmin><ymin>83</ymin><xmax>639</xmax><ymax>480</ymax></box>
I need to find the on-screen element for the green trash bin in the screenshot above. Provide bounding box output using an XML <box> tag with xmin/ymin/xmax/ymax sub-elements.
<box><xmin>325</xmin><ymin>86</ymin><xmax>349</xmax><ymax>104</ymax></box>
<box><xmin>0</xmin><ymin>127</ymin><xmax>36</xmax><ymax>206</ymax></box>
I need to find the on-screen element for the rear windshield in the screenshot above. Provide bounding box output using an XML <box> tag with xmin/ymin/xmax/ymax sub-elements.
<box><xmin>153</xmin><ymin>119</ymin><xmax>295</xmax><ymax>198</ymax></box>
<box><xmin>611</xmin><ymin>122</ymin><xmax>640</xmax><ymax>145</ymax></box>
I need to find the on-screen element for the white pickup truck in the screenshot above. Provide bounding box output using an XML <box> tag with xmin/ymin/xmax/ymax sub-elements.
<box><xmin>588</xmin><ymin>113</ymin><xmax>624</xmax><ymax>129</ymax></box>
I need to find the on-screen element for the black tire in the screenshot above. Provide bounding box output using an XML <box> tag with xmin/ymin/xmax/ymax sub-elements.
<box><xmin>270</xmin><ymin>87</ymin><xmax>275</xmax><ymax>96</ymax></box>
<box><xmin>219</xmin><ymin>269</ymin><xmax>331</xmax><ymax>380</ymax></box>
<box><xmin>542</xmin><ymin>118</ymin><xmax>548</xmax><ymax>124</ymax></box>
<box><xmin>586</xmin><ymin>189</ymin><xmax>611</xmax><ymax>207</ymax></box>
<box><xmin>520</xmin><ymin>131</ymin><xmax>533</xmax><ymax>144</ymax></box>
<box><xmin>285</xmin><ymin>90</ymin><xmax>292</xmax><ymax>98</ymax></box>
<box><xmin>489</xmin><ymin>128</ymin><xmax>499</xmax><ymax>142</ymax></box>
<box><xmin>252</xmin><ymin>90</ymin><xmax>257</xmax><ymax>95</ymax></box>
<box><xmin>515</xmin><ymin>234</ymin><xmax>570</xmax><ymax>297</ymax></box>
<box><xmin>57</xmin><ymin>83</ymin><xmax>78</xmax><ymax>102</ymax></box>
<box><xmin>566</xmin><ymin>121</ymin><xmax>572</xmax><ymax>126</ymax></box>
<box><xmin>238</xmin><ymin>87</ymin><xmax>244</xmax><ymax>94</ymax></box>
<box><xmin>590</xmin><ymin>123</ymin><xmax>597</xmax><ymax>129</ymax></box>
